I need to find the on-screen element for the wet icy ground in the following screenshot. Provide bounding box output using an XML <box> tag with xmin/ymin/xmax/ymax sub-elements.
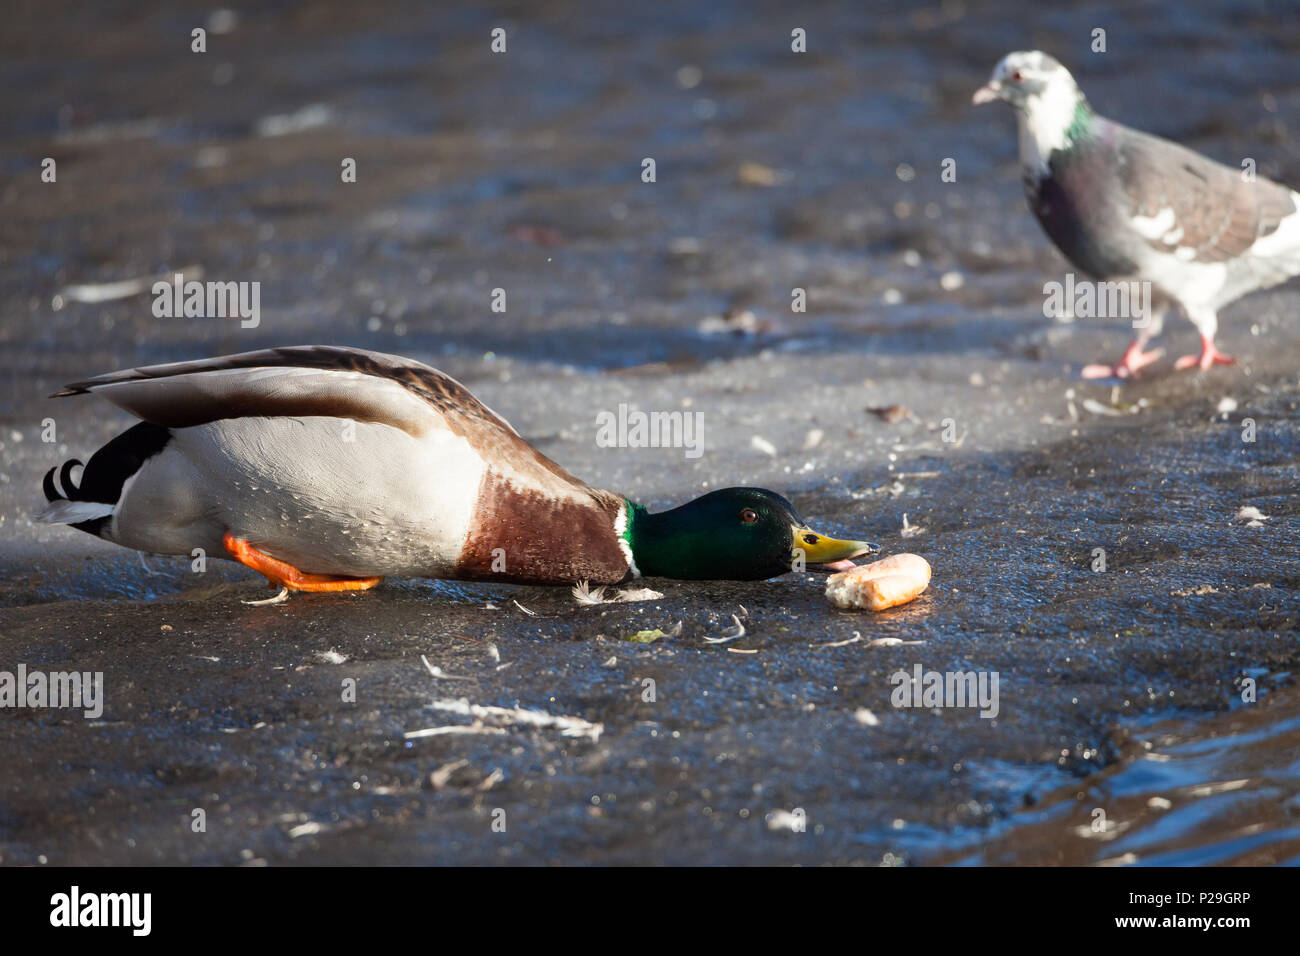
<box><xmin>0</xmin><ymin>0</ymin><xmax>1297</xmax><ymax>864</ymax></box>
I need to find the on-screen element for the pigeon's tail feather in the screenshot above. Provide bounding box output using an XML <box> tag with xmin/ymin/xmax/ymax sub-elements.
<box><xmin>1247</xmin><ymin>190</ymin><xmax>1300</xmax><ymax>287</ymax></box>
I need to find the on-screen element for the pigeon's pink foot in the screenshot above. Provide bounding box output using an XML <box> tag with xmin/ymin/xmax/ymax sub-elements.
<box><xmin>1081</xmin><ymin>341</ymin><xmax>1164</xmax><ymax>380</ymax></box>
<box><xmin>1174</xmin><ymin>336</ymin><xmax>1236</xmax><ymax>372</ymax></box>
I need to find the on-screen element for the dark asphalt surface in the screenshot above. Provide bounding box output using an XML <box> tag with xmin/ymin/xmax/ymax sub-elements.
<box><xmin>0</xmin><ymin>0</ymin><xmax>1297</xmax><ymax>864</ymax></box>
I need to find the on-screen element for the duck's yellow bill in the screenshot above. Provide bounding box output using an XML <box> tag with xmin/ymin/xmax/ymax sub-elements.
<box><xmin>792</xmin><ymin>528</ymin><xmax>879</xmax><ymax>569</ymax></box>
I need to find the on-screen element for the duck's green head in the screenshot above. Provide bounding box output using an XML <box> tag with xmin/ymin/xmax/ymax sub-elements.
<box><xmin>624</xmin><ymin>487</ymin><xmax>877</xmax><ymax>581</ymax></box>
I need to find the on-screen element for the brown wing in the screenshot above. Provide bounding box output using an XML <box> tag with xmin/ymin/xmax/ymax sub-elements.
<box><xmin>1114</xmin><ymin>122</ymin><xmax>1296</xmax><ymax>263</ymax></box>
<box><xmin>54</xmin><ymin>344</ymin><xmax>514</xmax><ymax>434</ymax></box>
<box><xmin>55</xmin><ymin>345</ymin><xmax>607</xmax><ymax>502</ymax></box>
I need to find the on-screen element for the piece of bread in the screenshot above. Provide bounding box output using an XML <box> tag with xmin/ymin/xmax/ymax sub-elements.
<box><xmin>825</xmin><ymin>553</ymin><xmax>931</xmax><ymax>611</ymax></box>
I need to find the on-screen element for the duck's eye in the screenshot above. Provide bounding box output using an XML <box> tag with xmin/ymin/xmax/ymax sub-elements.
<box><xmin>1011</xmin><ymin>69</ymin><xmax>1024</xmax><ymax>82</ymax></box>
<box><xmin>740</xmin><ymin>508</ymin><xmax>758</xmax><ymax>524</ymax></box>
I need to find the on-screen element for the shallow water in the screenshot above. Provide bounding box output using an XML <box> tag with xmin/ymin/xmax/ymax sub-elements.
<box><xmin>934</xmin><ymin>685</ymin><xmax>1300</xmax><ymax>866</ymax></box>
<box><xmin>0</xmin><ymin>0</ymin><xmax>1297</xmax><ymax>865</ymax></box>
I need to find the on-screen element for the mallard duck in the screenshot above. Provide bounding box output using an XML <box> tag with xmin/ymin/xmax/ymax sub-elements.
<box><xmin>37</xmin><ymin>346</ymin><xmax>876</xmax><ymax>597</ymax></box>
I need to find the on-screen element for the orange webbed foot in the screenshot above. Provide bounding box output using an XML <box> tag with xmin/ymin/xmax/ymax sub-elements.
<box><xmin>222</xmin><ymin>532</ymin><xmax>382</xmax><ymax>594</ymax></box>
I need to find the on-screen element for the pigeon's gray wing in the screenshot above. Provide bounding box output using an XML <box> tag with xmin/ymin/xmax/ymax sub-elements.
<box><xmin>1112</xmin><ymin>122</ymin><xmax>1296</xmax><ymax>264</ymax></box>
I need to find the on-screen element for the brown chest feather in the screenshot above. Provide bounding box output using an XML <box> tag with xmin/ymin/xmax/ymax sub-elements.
<box><xmin>456</xmin><ymin>473</ymin><xmax>630</xmax><ymax>585</ymax></box>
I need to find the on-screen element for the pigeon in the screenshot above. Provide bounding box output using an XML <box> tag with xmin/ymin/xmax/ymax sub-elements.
<box><xmin>974</xmin><ymin>51</ymin><xmax>1300</xmax><ymax>378</ymax></box>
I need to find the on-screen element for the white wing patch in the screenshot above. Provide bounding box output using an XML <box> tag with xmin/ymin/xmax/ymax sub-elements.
<box><xmin>1131</xmin><ymin>207</ymin><xmax>1177</xmax><ymax>240</ymax></box>
<box><xmin>1132</xmin><ymin>210</ymin><xmax>1205</xmax><ymax>263</ymax></box>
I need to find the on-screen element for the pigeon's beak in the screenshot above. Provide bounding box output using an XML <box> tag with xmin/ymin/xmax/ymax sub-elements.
<box><xmin>972</xmin><ymin>81</ymin><xmax>1001</xmax><ymax>105</ymax></box>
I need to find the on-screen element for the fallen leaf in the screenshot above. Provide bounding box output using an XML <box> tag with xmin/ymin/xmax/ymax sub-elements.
<box><xmin>737</xmin><ymin>161</ymin><xmax>783</xmax><ymax>186</ymax></box>
<box><xmin>869</xmin><ymin>404</ymin><xmax>910</xmax><ymax>424</ymax></box>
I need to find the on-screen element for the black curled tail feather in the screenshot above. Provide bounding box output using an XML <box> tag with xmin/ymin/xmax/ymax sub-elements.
<box><xmin>40</xmin><ymin>457</ymin><xmax>112</xmax><ymax>535</ymax></box>
<box><xmin>59</xmin><ymin>459</ymin><xmax>83</xmax><ymax>498</ymax></box>
<box><xmin>43</xmin><ymin>458</ymin><xmax>85</xmax><ymax>503</ymax></box>
<box><xmin>40</xmin><ymin>423</ymin><xmax>171</xmax><ymax>537</ymax></box>
<box><xmin>42</xmin><ymin>465</ymin><xmax>63</xmax><ymax>502</ymax></box>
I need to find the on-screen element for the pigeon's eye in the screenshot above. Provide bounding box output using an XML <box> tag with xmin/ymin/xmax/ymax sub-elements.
<box><xmin>740</xmin><ymin>508</ymin><xmax>758</xmax><ymax>524</ymax></box>
<box><xmin>1010</xmin><ymin>69</ymin><xmax>1024</xmax><ymax>82</ymax></box>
